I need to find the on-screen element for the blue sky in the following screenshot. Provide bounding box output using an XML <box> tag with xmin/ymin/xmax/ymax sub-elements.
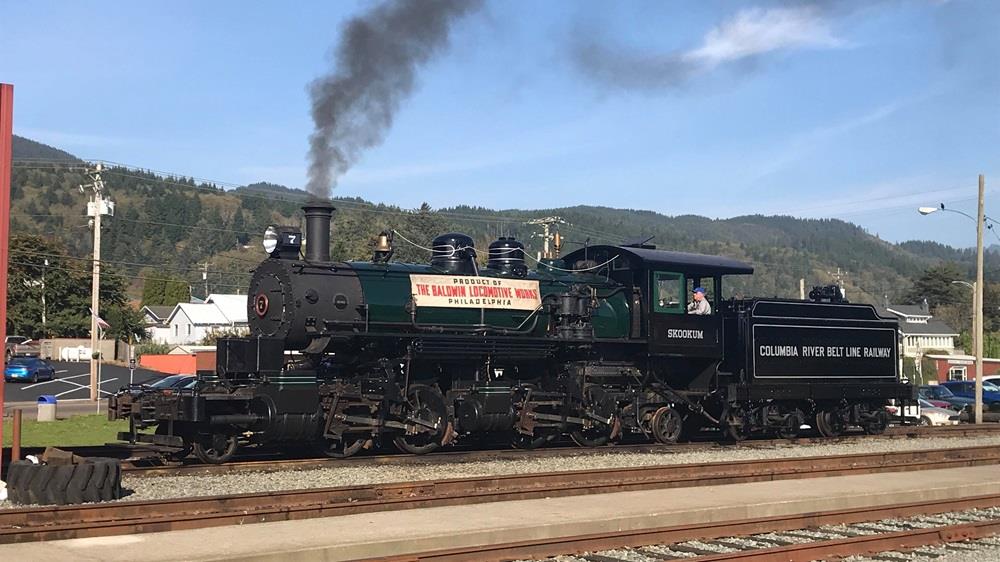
<box><xmin>2</xmin><ymin>0</ymin><xmax>997</xmax><ymax>246</ymax></box>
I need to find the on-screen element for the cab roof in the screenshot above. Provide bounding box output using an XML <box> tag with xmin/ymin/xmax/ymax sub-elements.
<box><xmin>562</xmin><ymin>245</ymin><xmax>754</xmax><ymax>275</ymax></box>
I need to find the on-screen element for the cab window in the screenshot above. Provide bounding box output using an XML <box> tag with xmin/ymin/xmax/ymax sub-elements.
<box><xmin>654</xmin><ymin>272</ymin><xmax>684</xmax><ymax>314</ymax></box>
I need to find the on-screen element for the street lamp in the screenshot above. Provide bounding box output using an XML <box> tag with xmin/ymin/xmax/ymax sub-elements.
<box><xmin>919</xmin><ymin>204</ymin><xmax>1000</xmax><ymax>244</ymax></box>
<box><xmin>919</xmin><ymin>175</ymin><xmax>987</xmax><ymax>424</ymax></box>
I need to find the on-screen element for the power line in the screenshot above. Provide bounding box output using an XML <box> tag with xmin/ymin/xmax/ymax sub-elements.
<box><xmin>6</xmin><ymin>259</ymin><xmax>250</xmax><ymax>289</ymax></box>
<box><xmin>12</xmin><ymin>249</ymin><xmax>254</xmax><ymax>278</ymax></box>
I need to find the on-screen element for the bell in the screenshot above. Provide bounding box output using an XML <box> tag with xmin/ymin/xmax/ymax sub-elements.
<box><xmin>375</xmin><ymin>231</ymin><xmax>392</xmax><ymax>253</ymax></box>
<box><xmin>373</xmin><ymin>231</ymin><xmax>394</xmax><ymax>263</ymax></box>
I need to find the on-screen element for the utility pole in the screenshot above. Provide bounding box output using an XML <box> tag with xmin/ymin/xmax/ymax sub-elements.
<box><xmin>799</xmin><ymin>278</ymin><xmax>805</xmax><ymax>300</ymax></box>
<box><xmin>526</xmin><ymin>216</ymin><xmax>567</xmax><ymax>259</ymax></box>
<box><xmin>201</xmin><ymin>261</ymin><xmax>211</xmax><ymax>299</ymax></box>
<box><xmin>83</xmin><ymin>163</ymin><xmax>114</xmax><ymax>402</ymax></box>
<box><xmin>974</xmin><ymin>174</ymin><xmax>985</xmax><ymax>424</ymax></box>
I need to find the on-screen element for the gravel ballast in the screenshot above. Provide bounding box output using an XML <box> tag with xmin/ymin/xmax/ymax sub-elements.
<box><xmin>2</xmin><ymin>434</ymin><xmax>1000</xmax><ymax>507</ymax></box>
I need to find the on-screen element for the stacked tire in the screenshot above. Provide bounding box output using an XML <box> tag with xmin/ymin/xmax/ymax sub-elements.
<box><xmin>6</xmin><ymin>458</ymin><xmax>122</xmax><ymax>505</ymax></box>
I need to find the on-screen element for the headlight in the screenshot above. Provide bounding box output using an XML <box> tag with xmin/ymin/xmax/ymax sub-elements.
<box><xmin>263</xmin><ymin>226</ymin><xmax>279</xmax><ymax>254</ymax></box>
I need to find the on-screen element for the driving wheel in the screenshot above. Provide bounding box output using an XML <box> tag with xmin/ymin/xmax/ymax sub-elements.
<box><xmin>393</xmin><ymin>384</ymin><xmax>447</xmax><ymax>455</ymax></box>
<box><xmin>319</xmin><ymin>436</ymin><xmax>366</xmax><ymax>458</ymax></box>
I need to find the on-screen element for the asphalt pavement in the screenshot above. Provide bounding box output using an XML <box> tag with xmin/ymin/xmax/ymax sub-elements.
<box><xmin>3</xmin><ymin>361</ymin><xmax>164</xmax><ymax>404</ymax></box>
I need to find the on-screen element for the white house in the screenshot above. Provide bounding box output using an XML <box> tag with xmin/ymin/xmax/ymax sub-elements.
<box><xmin>162</xmin><ymin>294</ymin><xmax>249</xmax><ymax>345</ymax></box>
<box><xmin>880</xmin><ymin>304</ymin><xmax>959</xmax><ymax>359</ymax></box>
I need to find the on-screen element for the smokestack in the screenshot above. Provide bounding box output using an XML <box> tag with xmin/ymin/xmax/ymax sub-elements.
<box><xmin>303</xmin><ymin>203</ymin><xmax>336</xmax><ymax>262</ymax></box>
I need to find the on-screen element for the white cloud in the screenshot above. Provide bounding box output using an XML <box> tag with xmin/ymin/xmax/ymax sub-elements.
<box><xmin>684</xmin><ymin>6</ymin><xmax>847</xmax><ymax>69</ymax></box>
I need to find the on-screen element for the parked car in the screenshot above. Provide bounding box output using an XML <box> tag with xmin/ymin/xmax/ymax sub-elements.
<box><xmin>916</xmin><ymin>399</ymin><xmax>961</xmax><ymax>426</ymax></box>
<box><xmin>4</xmin><ymin>357</ymin><xmax>56</xmax><ymax>383</ymax></box>
<box><xmin>147</xmin><ymin>375</ymin><xmax>197</xmax><ymax>390</ymax></box>
<box><xmin>919</xmin><ymin>385</ymin><xmax>974</xmax><ymax>411</ymax></box>
<box><xmin>4</xmin><ymin>336</ymin><xmax>40</xmax><ymax>362</ymax></box>
<box><xmin>940</xmin><ymin>380</ymin><xmax>1000</xmax><ymax>406</ymax></box>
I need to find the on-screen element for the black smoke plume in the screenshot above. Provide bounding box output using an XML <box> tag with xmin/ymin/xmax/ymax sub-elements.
<box><xmin>306</xmin><ymin>0</ymin><xmax>482</xmax><ymax>198</ymax></box>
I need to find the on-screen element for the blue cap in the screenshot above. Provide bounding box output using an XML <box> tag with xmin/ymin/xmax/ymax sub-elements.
<box><xmin>693</xmin><ymin>287</ymin><xmax>706</xmax><ymax>294</ymax></box>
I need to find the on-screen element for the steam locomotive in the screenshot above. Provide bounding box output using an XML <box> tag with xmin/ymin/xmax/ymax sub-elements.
<box><xmin>110</xmin><ymin>203</ymin><xmax>914</xmax><ymax>463</ymax></box>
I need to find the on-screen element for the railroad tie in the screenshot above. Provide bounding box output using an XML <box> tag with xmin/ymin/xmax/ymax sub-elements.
<box><xmin>744</xmin><ymin>535</ymin><xmax>798</xmax><ymax>546</ymax></box>
<box><xmin>580</xmin><ymin>554</ymin><xmax>634</xmax><ymax>562</ymax></box>
<box><xmin>663</xmin><ymin>544</ymin><xmax>723</xmax><ymax>556</ymax></box>
<box><xmin>701</xmin><ymin>538</ymin><xmax>760</xmax><ymax>551</ymax></box>
<box><xmin>632</xmin><ymin>547</ymin><xmax>687</xmax><ymax>560</ymax></box>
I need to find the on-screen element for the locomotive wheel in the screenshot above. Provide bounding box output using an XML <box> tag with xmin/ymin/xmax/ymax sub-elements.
<box><xmin>815</xmin><ymin>410</ymin><xmax>845</xmax><ymax>438</ymax></box>
<box><xmin>863</xmin><ymin>410</ymin><xmax>890</xmax><ymax>435</ymax></box>
<box><xmin>776</xmin><ymin>411</ymin><xmax>803</xmax><ymax>440</ymax></box>
<box><xmin>723</xmin><ymin>410</ymin><xmax>751</xmax><ymax>442</ymax></box>
<box><xmin>155</xmin><ymin>423</ymin><xmax>193</xmax><ymax>461</ymax></box>
<box><xmin>511</xmin><ymin>432</ymin><xmax>550</xmax><ymax>450</ymax></box>
<box><xmin>192</xmin><ymin>433</ymin><xmax>239</xmax><ymax>464</ymax></box>
<box><xmin>393</xmin><ymin>384</ymin><xmax>447</xmax><ymax>455</ymax></box>
<box><xmin>319</xmin><ymin>436</ymin><xmax>366</xmax><ymax>459</ymax></box>
<box><xmin>570</xmin><ymin>415</ymin><xmax>618</xmax><ymax>448</ymax></box>
<box><xmin>650</xmin><ymin>406</ymin><xmax>683</xmax><ymax>444</ymax></box>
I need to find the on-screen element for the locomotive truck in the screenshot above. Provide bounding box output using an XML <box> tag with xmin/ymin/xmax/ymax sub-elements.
<box><xmin>110</xmin><ymin>203</ymin><xmax>914</xmax><ymax>463</ymax></box>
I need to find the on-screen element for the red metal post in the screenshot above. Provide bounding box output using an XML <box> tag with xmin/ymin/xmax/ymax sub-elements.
<box><xmin>0</xmin><ymin>83</ymin><xmax>13</xmax><ymax>477</ymax></box>
<box><xmin>11</xmin><ymin>409</ymin><xmax>21</xmax><ymax>462</ymax></box>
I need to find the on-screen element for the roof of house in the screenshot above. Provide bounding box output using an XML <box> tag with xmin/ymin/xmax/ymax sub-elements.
<box><xmin>141</xmin><ymin>305</ymin><xmax>175</xmax><ymax>322</ymax></box>
<box><xmin>206</xmin><ymin>294</ymin><xmax>248</xmax><ymax>324</ymax></box>
<box><xmin>879</xmin><ymin>305</ymin><xmax>956</xmax><ymax>336</ymax></box>
<box><xmin>171</xmin><ymin>303</ymin><xmax>231</xmax><ymax>326</ymax></box>
<box><xmin>165</xmin><ymin>294</ymin><xmax>249</xmax><ymax>326</ymax></box>
<box><xmin>885</xmin><ymin>305</ymin><xmax>931</xmax><ymax>317</ymax></box>
<box><xmin>898</xmin><ymin>319</ymin><xmax>959</xmax><ymax>336</ymax></box>
<box><xmin>926</xmin><ymin>354</ymin><xmax>1000</xmax><ymax>363</ymax></box>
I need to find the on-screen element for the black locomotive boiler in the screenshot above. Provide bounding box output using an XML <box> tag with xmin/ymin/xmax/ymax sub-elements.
<box><xmin>110</xmin><ymin>203</ymin><xmax>914</xmax><ymax>463</ymax></box>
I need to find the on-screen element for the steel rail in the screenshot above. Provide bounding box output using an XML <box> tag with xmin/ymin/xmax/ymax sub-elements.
<box><xmin>366</xmin><ymin>494</ymin><xmax>1000</xmax><ymax>562</ymax></box>
<box><xmin>2</xmin><ymin>445</ymin><xmax>1000</xmax><ymax>544</ymax></box>
<box><xmin>691</xmin><ymin>518</ymin><xmax>1000</xmax><ymax>561</ymax></box>
<box><xmin>7</xmin><ymin>423</ymin><xmax>995</xmax><ymax>478</ymax></box>
<box><xmin>119</xmin><ymin>423</ymin><xmax>1000</xmax><ymax>477</ymax></box>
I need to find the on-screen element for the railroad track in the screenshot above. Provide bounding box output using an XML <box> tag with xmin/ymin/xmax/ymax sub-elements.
<box><xmin>3</xmin><ymin>444</ymin><xmax>1000</xmax><ymax>544</ymax></box>
<box><xmin>112</xmin><ymin>423</ymin><xmax>1000</xmax><ymax>477</ymax></box>
<box><xmin>370</xmin><ymin>499</ymin><xmax>1000</xmax><ymax>561</ymax></box>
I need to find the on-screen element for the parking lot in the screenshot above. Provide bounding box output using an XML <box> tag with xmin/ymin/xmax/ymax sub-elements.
<box><xmin>3</xmin><ymin>360</ymin><xmax>164</xmax><ymax>403</ymax></box>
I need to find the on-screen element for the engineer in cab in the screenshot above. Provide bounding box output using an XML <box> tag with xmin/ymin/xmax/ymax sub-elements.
<box><xmin>687</xmin><ymin>287</ymin><xmax>712</xmax><ymax>315</ymax></box>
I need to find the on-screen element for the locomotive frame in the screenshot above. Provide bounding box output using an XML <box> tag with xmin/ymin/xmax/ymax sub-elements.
<box><xmin>110</xmin><ymin>203</ymin><xmax>915</xmax><ymax>463</ymax></box>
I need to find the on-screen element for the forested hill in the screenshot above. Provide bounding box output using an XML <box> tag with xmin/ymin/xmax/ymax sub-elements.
<box><xmin>10</xmin><ymin>137</ymin><xmax>996</xmax><ymax>304</ymax></box>
<box><xmin>11</xmin><ymin>135</ymin><xmax>79</xmax><ymax>162</ymax></box>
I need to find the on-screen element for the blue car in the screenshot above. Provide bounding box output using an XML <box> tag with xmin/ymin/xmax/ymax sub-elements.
<box><xmin>940</xmin><ymin>380</ymin><xmax>1000</xmax><ymax>405</ymax></box>
<box><xmin>4</xmin><ymin>357</ymin><xmax>56</xmax><ymax>383</ymax></box>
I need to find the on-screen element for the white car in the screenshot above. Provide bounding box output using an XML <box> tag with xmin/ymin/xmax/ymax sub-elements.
<box><xmin>916</xmin><ymin>399</ymin><xmax>960</xmax><ymax>426</ymax></box>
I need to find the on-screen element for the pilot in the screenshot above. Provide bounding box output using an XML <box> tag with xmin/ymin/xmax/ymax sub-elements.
<box><xmin>687</xmin><ymin>287</ymin><xmax>712</xmax><ymax>315</ymax></box>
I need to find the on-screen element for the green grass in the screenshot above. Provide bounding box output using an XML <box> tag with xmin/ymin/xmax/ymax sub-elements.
<box><xmin>2</xmin><ymin>414</ymin><xmax>129</xmax><ymax>447</ymax></box>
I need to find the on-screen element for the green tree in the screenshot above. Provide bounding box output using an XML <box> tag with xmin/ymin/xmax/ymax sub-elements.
<box><xmin>903</xmin><ymin>263</ymin><xmax>965</xmax><ymax>311</ymax></box>
<box><xmin>104</xmin><ymin>304</ymin><xmax>149</xmax><ymax>359</ymax></box>
<box><xmin>7</xmin><ymin>235</ymin><xmax>130</xmax><ymax>338</ymax></box>
<box><xmin>142</xmin><ymin>275</ymin><xmax>190</xmax><ymax>306</ymax></box>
